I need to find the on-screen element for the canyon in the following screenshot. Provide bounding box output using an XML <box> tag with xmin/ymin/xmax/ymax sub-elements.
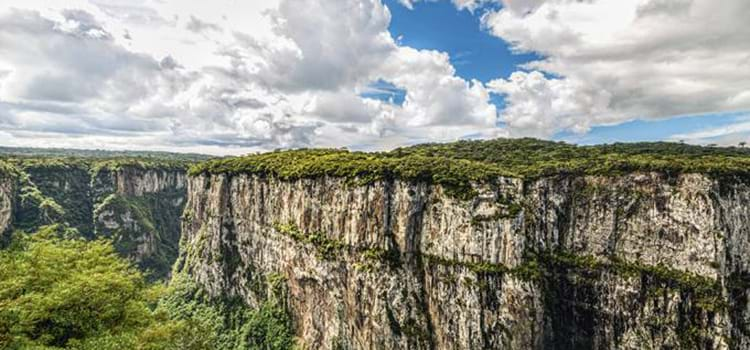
<box><xmin>0</xmin><ymin>158</ymin><xmax>188</xmax><ymax>279</ymax></box>
<box><xmin>3</xmin><ymin>140</ymin><xmax>750</xmax><ymax>349</ymax></box>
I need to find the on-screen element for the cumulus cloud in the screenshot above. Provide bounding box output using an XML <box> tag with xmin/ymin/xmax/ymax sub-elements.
<box><xmin>484</xmin><ymin>0</ymin><xmax>750</xmax><ymax>137</ymax></box>
<box><xmin>5</xmin><ymin>0</ymin><xmax>743</xmax><ymax>152</ymax></box>
<box><xmin>399</xmin><ymin>0</ymin><xmax>497</xmax><ymax>11</ymax></box>
<box><xmin>0</xmin><ymin>0</ymin><xmax>499</xmax><ymax>153</ymax></box>
<box><xmin>185</xmin><ymin>15</ymin><xmax>222</xmax><ymax>33</ymax></box>
<box><xmin>488</xmin><ymin>71</ymin><xmax>614</xmax><ymax>135</ymax></box>
<box><xmin>0</xmin><ymin>9</ymin><xmax>166</xmax><ymax>114</ymax></box>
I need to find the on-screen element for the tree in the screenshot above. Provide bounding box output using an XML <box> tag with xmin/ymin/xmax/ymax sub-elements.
<box><xmin>0</xmin><ymin>226</ymin><xmax>212</xmax><ymax>349</ymax></box>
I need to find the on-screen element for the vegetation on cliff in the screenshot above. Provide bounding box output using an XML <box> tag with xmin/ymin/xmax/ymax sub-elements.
<box><xmin>93</xmin><ymin>194</ymin><xmax>180</xmax><ymax>280</ymax></box>
<box><xmin>14</xmin><ymin>173</ymin><xmax>67</xmax><ymax>232</ymax></box>
<box><xmin>7</xmin><ymin>157</ymin><xmax>192</xmax><ymax>175</ymax></box>
<box><xmin>190</xmin><ymin>148</ymin><xmax>509</xmax><ymax>199</ymax></box>
<box><xmin>394</xmin><ymin>138</ymin><xmax>750</xmax><ymax>176</ymax></box>
<box><xmin>190</xmin><ymin>138</ymin><xmax>750</xmax><ymax>200</ymax></box>
<box><xmin>0</xmin><ymin>160</ymin><xmax>18</xmax><ymax>179</ymax></box>
<box><xmin>159</xmin><ymin>274</ymin><xmax>296</xmax><ymax>350</ymax></box>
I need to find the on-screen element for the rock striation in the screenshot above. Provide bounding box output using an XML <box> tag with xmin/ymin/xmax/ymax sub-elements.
<box><xmin>176</xmin><ymin>171</ymin><xmax>750</xmax><ymax>349</ymax></box>
<box><xmin>92</xmin><ymin>166</ymin><xmax>187</xmax><ymax>279</ymax></box>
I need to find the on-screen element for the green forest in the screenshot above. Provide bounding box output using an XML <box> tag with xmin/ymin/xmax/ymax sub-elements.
<box><xmin>0</xmin><ymin>226</ymin><xmax>296</xmax><ymax>350</ymax></box>
<box><xmin>191</xmin><ymin>138</ymin><xmax>750</xmax><ymax>200</ymax></box>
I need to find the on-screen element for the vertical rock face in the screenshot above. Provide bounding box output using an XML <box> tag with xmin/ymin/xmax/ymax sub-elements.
<box><xmin>0</xmin><ymin>172</ymin><xmax>15</xmax><ymax>240</ymax></box>
<box><xmin>7</xmin><ymin>161</ymin><xmax>188</xmax><ymax>279</ymax></box>
<box><xmin>93</xmin><ymin>167</ymin><xmax>187</xmax><ymax>279</ymax></box>
<box><xmin>176</xmin><ymin>175</ymin><xmax>540</xmax><ymax>349</ymax></box>
<box><xmin>178</xmin><ymin>172</ymin><xmax>750</xmax><ymax>349</ymax></box>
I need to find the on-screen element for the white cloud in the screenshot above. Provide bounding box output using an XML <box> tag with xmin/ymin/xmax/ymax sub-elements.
<box><xmin>399</xmin><ymin>0</ymin><xmax>497</xmax><ymax>11</ymax></box>
<box><xmin>484</xmin><ymin>0</ymin><xmax>750</xmax><ymax>137</ymax></box>
<box><xmin>5</xmin><ymin>0</ymin><xmax>745</xmax><ymax>152</ymax></box>
<box><xmin>668</xmin><ymin>114</ymin><xmax>750</xmax><ymax>145</ymax></box>
<box><xmin>488</xmin><ymin>71</ymin><xmax>615</xmax><ymax>136</ymax></box>
<box><xmin>0</xmin><ymin>0</ymin><xmax>499</xmax><ymax>153</ymax></box>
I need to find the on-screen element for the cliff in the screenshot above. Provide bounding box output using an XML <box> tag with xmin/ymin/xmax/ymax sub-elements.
<box><xmin>3</xmin><ymin>158</ymin><xmax>189</xmax><ymax>279</ymax></box>
<box><xmin>176</xmin><ymin>141</ymin><xmax>750</xmax><ymax>349</ymax></box>
<box><xmin>0</xmin><ymin>161</ymin><xmax>16</xmax><ymax>241</ymax></box>
<box><xmin>92</xmin><ymin>163</ymin><xmax>188</xmax><ymax>278</ymax></box>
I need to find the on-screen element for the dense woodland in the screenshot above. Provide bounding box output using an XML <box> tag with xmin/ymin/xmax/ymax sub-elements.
<box><xmin>0</xmin><ymin>227</ymin><xmax>295</xmax><ymax>349</ymax></box>
<box><xmin>193</xmin><ymin>138</ymin><xmax>750</xmax><ymax>179</ymax></box>
<box><xmin>191</xmin><ymin>138</ymin><xmax>750</xmax><ymax>199</ymax></box>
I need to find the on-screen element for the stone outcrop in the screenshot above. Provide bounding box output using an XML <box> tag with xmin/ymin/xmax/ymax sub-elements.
<box><xmin>177</xmin><ymin>172</ymin><xmax>750</xmax><ymax>349</ymax></box>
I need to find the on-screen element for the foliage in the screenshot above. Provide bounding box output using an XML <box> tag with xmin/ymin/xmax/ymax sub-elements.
<box><xmin>273</xmin><ymin>222</ymin><xmax>345</xmax><ymax>260</ymax></box>
<box><xmin>191</xmin><ymin>149</ymin><xmax>512</xmax><ymax>200</ymax></box>
<box><xmin>189</xmin><ymin>138</ymin><xmax>750</xmax><ymax>200</ymax></box>
<box><xmin>0</xmin><ymin>228</ymin><xmax>296</xmax><ymax>349</ymax></box>
<box><xmin>14</xmin><ymin>173</ymin><xmax>67</xmax><ymax>232</ymax></box>
<box><xmin>158</xmin><ymin>274</ymin><xmax>296</xmax><ymax>350</ymax></box>
<box><xmin>0</xmin><ymin>146</ymin><xmax>211</xmax><ymax>162</ymax></box>
<box><xmin>0</xmin><ymin>160</ymin><xmax>19</xmax><ymax>179</ymax></box>
<box><xmin>0</xmin><ymin>228</ymin><xmax>211</xmax><ymax>349</ymax></box>
<box><xmin>3</xmin><ymin>155</ymin><xmax>195</xmax><ymax>180</ymax></box>
<box><xmin>423</xmin><ymin>249</ymin><xmax>724</xmax><ymax>309</ymax></box>
<box><xmin>5</xmin><ymin>155</ymin><xmax>189</xmax><ymax>278</ymax></box>
<box><xmin>541</xmin><ymin>252</ymin><xmax>726</xmax><ymax>311</ymax></box>
<box><xmin>17</xmin><ymin>162</ymin><xmax>94</xmax><ymax>235</ymax></box>
<box><xmin>93</xmin><ymin>194</ymin><xmax>179</xmax><ymax>281</ymax></box>
<box><xmin>394</xmin><ymin>138</ymin><xmax>750</xmax><ymax>177</ymax></box>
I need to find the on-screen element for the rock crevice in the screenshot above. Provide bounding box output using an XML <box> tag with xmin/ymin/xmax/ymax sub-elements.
<box><xmin>177</xmin><ymin>172</ymin><xmax>750</xmax><ymax>349</ymax></box>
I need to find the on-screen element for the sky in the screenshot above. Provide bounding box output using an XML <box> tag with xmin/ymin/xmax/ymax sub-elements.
<box><xmin>0</xmin><ymin>0</ymin><xmax>748</xmax><ymax>155</ymax></box>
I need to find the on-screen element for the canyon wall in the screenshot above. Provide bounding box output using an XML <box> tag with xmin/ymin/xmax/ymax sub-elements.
<box><xmin>0</xmin><ymin>165</ymin><xmax>15</xmax><ymax>240</ymax></box>
<box><xmin>8</xmin><ymin>160</ymin><xmax>188</xmax><ymax>279</ymax></box>
<box><xmin>92</xmin><ymin>166</ymin><xmax>187</xmax><ymax>279</ymax></box>
<box><xmin>176</xmin><ymin>172</ymin><xmax>750</xmax><ymax>349</ymax></box>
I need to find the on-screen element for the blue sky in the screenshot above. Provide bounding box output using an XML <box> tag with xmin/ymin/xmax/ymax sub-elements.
<box><xmin>382</xmin><ymin>0</ymin><xmax>750</xmax><ymax>146</ymax></box>
<box><xmin>385</xmin><ymin>0</ymin><xmax>539</xmax><ymax>82</ymax></box>
<box><xmin>0</xmin><ymin>0</ymin><xmax>748</xmax><ymax>154</ymax></box>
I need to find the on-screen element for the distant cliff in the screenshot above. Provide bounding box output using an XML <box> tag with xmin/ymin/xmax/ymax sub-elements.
<box><xmin>0</xmin><ymin>162</ymin><xmax>16</xmax><ymax>240</ymax></box>
<box><xmin>176</xmin><ymin>140</ymin><xmax>750</xmax><ymax>349</ymax></box>
<box><xmin>1</xmin><ymin>157</ymin><xmax>189</xmax><ymax>279</ymax></box>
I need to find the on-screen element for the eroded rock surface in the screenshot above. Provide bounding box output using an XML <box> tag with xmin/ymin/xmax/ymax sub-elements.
<box><xmin>176</xmin><ymin>172</ymin><xmax>750</xmax><ymax>349</ymax></box>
